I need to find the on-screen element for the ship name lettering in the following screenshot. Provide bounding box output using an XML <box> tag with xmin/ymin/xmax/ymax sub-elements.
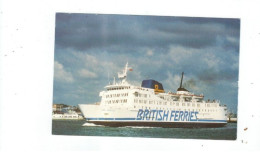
<box><xmin>136</xmin><ymin>109</ymin><xmax>198</xmax><ymax>122</ymax></box>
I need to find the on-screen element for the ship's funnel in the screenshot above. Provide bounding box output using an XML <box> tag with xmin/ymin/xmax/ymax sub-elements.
<box><xmin>142</xmin><ymin>79</ymin><xmax>165</xmax><ymax>93</ymax></box>
<box><xmin>177</xmin><ymin>72</ymin><xmax>188</xmax><ymax>91</ymax></box>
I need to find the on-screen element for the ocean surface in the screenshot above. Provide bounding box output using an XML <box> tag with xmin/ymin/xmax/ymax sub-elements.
<box><xmin>52</xmin><ymin>120</ymin><xmax>237</xmax><ymax>140</ymax></box>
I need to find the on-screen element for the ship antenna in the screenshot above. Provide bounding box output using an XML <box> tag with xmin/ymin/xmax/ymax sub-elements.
<box><xmin>108</xmin><ymin>71</ymin><xmax>110</xmax><ymax>85</ymax></box>
<box><xmin>177</xmin><ymin>72</ymin><xmax>188</xmax><ymax>92</ymax></box>
<box><xmin>179</xmin><ymin>72</ymin><xmax>184</xmax><ymax>88</ymax></box>
<box><xmin>113</xmin><ymin>76</ymin><xmax>116</xmax><ymax>85</ymax></box>
<box><xmin>118</xmin><ymin>62</ymin><xmax>128</xmax><ymax>84</ymax></box>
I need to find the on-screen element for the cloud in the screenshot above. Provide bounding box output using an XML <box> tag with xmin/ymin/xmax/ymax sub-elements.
<box><xmin>146</xmin><ymin>49</ymin><xmax>153</xmax><ymax>56</ymax></box>
<box><xmin>202</xmin><ymin>52</ymin><xmax>223</xmax><ymax>69</ymax></box>
<box><xmin>162</xmin><ymin>72</ymin><xmax>182</xmax><ymax>91</ymax></box>
<box><xmin>167</xmin><ymin>46</ymin><xmax>194</xmax><ymax>64</ymax></box>
<box><xmin>78</xmin><ymin>69</ymin><xmax>97</xmax><ymax>78</ymax></box>
<box><xmin>54</xmin><ymin>61</ymin><xmax>74</xmax><ymax>83</ymax></box>
<box><xmin>55</xmin><ymin>13</ymin><xmax>240</xmax><ymax>52</ymax></box>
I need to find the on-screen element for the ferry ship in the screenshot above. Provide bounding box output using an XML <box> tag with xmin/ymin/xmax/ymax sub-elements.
<box><xmin>79</xmin><ymin>63</ymin><xmax>227</xmax><ymax>128</ymax></box>
<box><xmin>52</xmin><ymin>110</ymin><xmax>84</xmax><ymax>120</ymax></box>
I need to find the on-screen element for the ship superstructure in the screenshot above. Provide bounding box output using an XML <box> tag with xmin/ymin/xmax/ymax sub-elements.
<box><xmin>79</xmin><ymin>63</ymin><xmax>227</xmax><ymax>128</ymax></box>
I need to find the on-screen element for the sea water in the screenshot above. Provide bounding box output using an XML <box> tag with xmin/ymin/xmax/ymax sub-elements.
<box><xmin>52</xmin><ymin>120</ymin><xmax>237</xmax><ymax>140</ymax></box>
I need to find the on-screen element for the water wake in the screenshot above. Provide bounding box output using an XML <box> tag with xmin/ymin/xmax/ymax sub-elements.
<box><xmin>82</xmin><ymin>123</ymin><xmax>104</xmax><ymax>127</ymax></box>
<box><xmin>121</xmin><ymin>126</ymin><xmax>158</xmax><ymax>129</ymax></box>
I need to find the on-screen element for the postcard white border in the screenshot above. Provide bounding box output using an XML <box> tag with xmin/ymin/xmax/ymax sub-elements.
<box><xmin>1</xmin><ymin>0</ymin><xmax>260</xmax><ymax>152</ymax></box>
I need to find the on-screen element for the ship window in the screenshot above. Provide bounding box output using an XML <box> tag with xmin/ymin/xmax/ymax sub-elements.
<box><xmin>134</xmin><ymin>93</ymin><xmax>138</xmax><ymax>97</ymax></box>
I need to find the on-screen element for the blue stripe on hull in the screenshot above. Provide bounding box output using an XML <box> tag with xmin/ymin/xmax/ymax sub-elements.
<box><xmin>85</xmin><ymin>117</ymin><xmax>227</xmax><ymax>123</ymax></box>
<box><xmin>198</xmin><ymin>119</ymin><xmax>227</xmax><ymax>122</ymax></box>
<box><xmin>84</xmin><ymin>119</ymin><xmax>227</xmax><ymax>128</ymax></box>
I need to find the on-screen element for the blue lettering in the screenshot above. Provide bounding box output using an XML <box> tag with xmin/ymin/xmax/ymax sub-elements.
<box><xmin>157</xmin><ymin>110</ymin><xmax>163</xmax><ymax>120</ymax></box>
<box><xmin>144</xmin><ymin>109</ymin><xmax>150</xmax><ymax>120</ymax></box>
<box><xmin>195</xmin><ymin>112</ymin><xmax>198</xmax><ymax>120</ymax></box>
<box><xmin>155</xmin><ymin>110</ymin><xmax>159</xmax><ymax>120</ymax></box>
<box><xmin>137</xmin><ymin>109</ymin><xmax>143</xmax><ymax>120</ymax></box>
<box><xmin>179</xmin><ymin>111</ymin><xmax>184</xmax><ymax>121</ymax></box>
<box><xmin>174</xmin><ymin>111</ymin><xmax>179</xmax><ymax>121</ymax></box>
<box><xmin>151</xmin><ymin>110</ymin><xmax>156</xmax><ymax>120</ymax></box>
<box><xmin>190</xmin><ymin>111</ymin><xmax>194</xmax><ymax>121</ymax></box>
<box><xmin>184</xmin><ymin>111</ymin><xmax>189</xmax><ymax>121</ymax></box>
<box><xmin>163</xmin><ymin>110</ymin><xmax>169</xmax><ymax>121</ymax></box>
<box><xmin>148</xmin><ymin>110</ymin><xmax>151</xmax><ymax>120</ymax></box>
<box><xmin>137</xmin><ymin>109</ymin><xmax>197</xmax><ymax>122</ymax></box>
<box><xmin>170</xmin><ymin>110</ymin><xmax>175</xmax><ymax>121</ymax></box>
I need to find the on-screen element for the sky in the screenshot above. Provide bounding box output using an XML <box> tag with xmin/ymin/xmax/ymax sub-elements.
<box><xmin>53</xmin><ymin>13</ymin><xmax>240</xmax><ymax>113</ymax></box>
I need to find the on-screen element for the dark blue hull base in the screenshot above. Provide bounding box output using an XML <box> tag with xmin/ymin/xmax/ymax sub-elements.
<box><xmin>88</xmin><ymin>121</ymin><xmax>227</xmax><ymax>128</ymax></box>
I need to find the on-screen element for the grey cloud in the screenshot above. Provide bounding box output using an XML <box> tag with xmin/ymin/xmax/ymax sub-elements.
<box><xmin>55</xmin><ymin>13</ymin><xmax>240</xmax><ymax>52</ymax></box>
<box><xmin>196</xmin><ymin>68</ymin><xmax>238</xmax><ymax>85</ymax></box>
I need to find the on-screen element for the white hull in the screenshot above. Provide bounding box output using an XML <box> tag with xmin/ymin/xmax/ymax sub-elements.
<box><xmin>52</xmin><ymin>113</ymin><xmax>83</xmax><ymax>120</ymax></box>
<box><xmin>79</xmin><ymin>104</ymin><xmax>227</xmax><ymax>127</ymax></box>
